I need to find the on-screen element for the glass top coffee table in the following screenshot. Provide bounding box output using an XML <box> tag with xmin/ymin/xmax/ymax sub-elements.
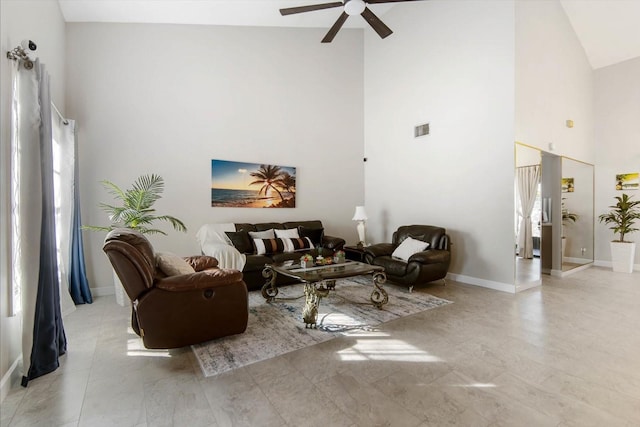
<box><xmin>261</xmin><ymin>260</ymin><xmax>387</xmax><ymax>328</ymax></box>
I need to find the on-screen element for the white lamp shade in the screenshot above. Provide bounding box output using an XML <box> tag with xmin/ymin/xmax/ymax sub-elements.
<box><xmin>352</xmin><ymin>206</ymin><xmax>368</xmax><ymax>221</ymax></box>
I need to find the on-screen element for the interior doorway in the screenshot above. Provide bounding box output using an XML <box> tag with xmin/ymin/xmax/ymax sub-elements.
<box><xmin>515</xmin><ymin>143</ymin><xmax>542</xmax><ymax>288</ymax></box>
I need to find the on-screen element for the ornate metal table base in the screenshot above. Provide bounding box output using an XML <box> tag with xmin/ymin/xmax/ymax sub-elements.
<box><xmin>261</xmin><ymin>265</ymin><xmax>388</xmax><ymax>328</ymax></box>
<box><xmin>302</xmin><ymin>283</ymin><xmax>330</xmax><ymax>328</ymax></box>
<box><xmin>261</xmin><ymin>266</ymin><xmax>279</xmax><ymax>301</ymax></box>
<box><xmin>370</xmin><ymin>272</ymin><xmax>388</xmax><ymax>309</ymax></box>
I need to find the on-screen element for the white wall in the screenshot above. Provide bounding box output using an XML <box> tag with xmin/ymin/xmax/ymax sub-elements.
<box><xmin>364</xmin><ymin>1</ymin><xmax>516</xmax><ymax>290</ymax></box>
<box><xmin>66</xmin><ymin>23</ymin><xmax>365</xmax><ymax>293</ymax></box>
<box><xmin>594</xmin><ymin>57</ymin><xmax>640</xmax><ymax>267</ymax></box>
<box><xmin>0</xmin><ymin>0</ymin><xmax>67</xmax><ymax>402</ymax></box>
<box><xmin>515</xmin><ymin>0</ymin><xmax>594</xmax><ymax>163</ymax></box>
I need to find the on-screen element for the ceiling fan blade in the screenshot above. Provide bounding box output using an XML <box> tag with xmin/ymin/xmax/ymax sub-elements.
<box><xmin>366</xmin><ymin>0</ymin><xmax>427</xmax><ymax>4</ymax></box>
<box><xmin>280</xmin><ymin>2</ymin><xmax>344</xmax><ymax>16</ymax></box>
<box><xmin>322</xmin><ymin>12</ymin><xmax>349</xmax><ymax>43</ymax></box>
<box><xmin>361</xmin><ymin>7</ymin><xmax>393</xmax><ymax>39</ymax></box>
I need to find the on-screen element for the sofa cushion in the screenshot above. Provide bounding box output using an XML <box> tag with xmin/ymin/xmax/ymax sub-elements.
<box><xmin>183</xmin><ymin>255</ymin><xmax>219</xmax><ymax>271</ymax></box>
<box><xmin>235</xmin><ymin>223</ymin><xmax>257</xmax><ymax>233</ymax></box>
<box><xmin>298</xmin><ymin>226</ymin><xmax>324</xmax><ymax>246</ymax></box>
<box><xmin>281</xmin><ymin>237</ymin><xmax>314</xmax><ymax>252</ymax></box>
<box><xmin>225</xmin><ymin>231</ymin><xmax>253</xmax><ymax>254</ymax></box>
<box><xmin>249</xmin><ymin>229</ymin><xmax>275</xmax><ymax>239</ymax></box>
<box><xmin>155</xmin><ymin>252</ymin><xmax>196</xmax><ymax>276</ymax></box>
<box><xmin>275</xmin><ymin>228</ymin><xmax>300</xmax><ymax>239</ymax></box>
<box><xmin>255</xmin><ymin>222</ymin><xmax>283</xmax><ymax>232</ymax></box>
<box><xmin>371</xmin><ymin>256</ymin><xmax>408</xmax><ymax>277</ymax></box>
<box><xmin>243</xmin><ymin>254</ymin><xmax>273</xmax><ymax>272</ymax></box>
<box><xmin>394</xmin><ymin>225</ymin><xmax>445</xmax><ymax>250</ymax></box>
<box><xmin>253</xmin><ymin>238</ymin><xmax>285</xmax><ymax>255</ymax></box>
<box><xmin>392</xmin><ymin>237</ymin><xmax>430</xmax><ymax>261</ymax></box>
<box><xmin>284</xmin><ymin>220</ymin><xmax>323</xmax><ymax>230</ymax></box>
<box><xmin>272</xmin><ymin>252</ymin><xmax>305</xmax><ymax>263</ymax></box>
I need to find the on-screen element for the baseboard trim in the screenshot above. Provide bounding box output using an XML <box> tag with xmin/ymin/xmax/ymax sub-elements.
<box><xmin>0</xmin><ymin>356</ymin><xmax>21</xmax><ymax>404</ymax></box>
<box><xmin>91</xmin><ymin>286</ymin><xmax>115</xmax><ymax>297</ymax></box>
<box><xmin>446</xmin><ymin>273</ymin><xmax>515</xmax><ymax>294</ymax></box>
<box><xmin>515</xmin><ymin>279</ymin><xmax>541</xmax><ymax>293</ymax></box>
<box><xmin>594</xmin><ymin>259</ymin><xmax>639</xmax><ymax>271</ymax></box>
<box><xmin>551</xmin><ymin>263</ymin><xmax>593</xmax><ymax>277</ymax></box>
<box><xmin>563</xmin><ymin>256</ymin><xmax>592</xmax><ymax>264</ymax></box>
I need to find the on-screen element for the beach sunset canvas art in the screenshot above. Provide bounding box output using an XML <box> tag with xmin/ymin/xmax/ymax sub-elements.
<box><xmin>211</xmin><ymin>160</ymin><xmax>296</xmax><ymax>208</ymax></box>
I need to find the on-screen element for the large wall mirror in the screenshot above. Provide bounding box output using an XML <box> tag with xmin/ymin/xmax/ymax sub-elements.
<box><xmin>560</xmin><ymin>157</ymin><xmax>594</xmax><ymax>271</ymax></box>
<box><xmin>515</xmin><ymin>144</ymin><xmax>594</xmax><ymax>287</ymax></box>
<box><xmin>515</xmin><ymin>143</ymin><xmax>542</xmax><ymax>287</ymax></box>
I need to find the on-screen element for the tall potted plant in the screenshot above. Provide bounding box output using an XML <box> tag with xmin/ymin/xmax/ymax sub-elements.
<box><xmin>85</xmin><ymin>174</ymin><xmax>187</xmax><ymax>235</ymax></box>
<box><xmin>561</xmin><ymin>198</ymin><xmax>578</xmax><ymax>258</ymax></box>
<box><xmin>85</xmin><ymin>174</ymin><xmax>187</xmax><ymax>304</ymax></box>
<box><xmin>598</xmin><ymin>193</ymin><xmax>640</xmax><ymax>273</ymax></box>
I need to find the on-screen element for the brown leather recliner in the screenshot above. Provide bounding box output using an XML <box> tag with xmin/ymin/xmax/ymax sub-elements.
<box><xmin>103</xmin><ymin>228</ymin><xmax>248</xmax><ymax>349</ymax></box>
<box><xmin>363</xmin><ymin>225</ymin><xmax>451</xmax><ymax>292</ymax></box>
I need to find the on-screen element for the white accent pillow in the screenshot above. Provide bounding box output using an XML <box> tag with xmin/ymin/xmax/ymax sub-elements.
<box><xmin>249</xmin><ymin>229</ymin><xmax>275</xmax><ymax>239</ymax></box>
<box><xmin>275</xmin><ymin>228</ymin><xmax>300</xmax><ymax>239</ymax></box>
<box><xmin>156</xmin><ymin>252</ymin><xmax>196</xmax><ymax>276</ymax></box>
<box><xmin>392</xmin><ymin>237</ymin><xmax>430</xmax><ymax>261</ymax></box>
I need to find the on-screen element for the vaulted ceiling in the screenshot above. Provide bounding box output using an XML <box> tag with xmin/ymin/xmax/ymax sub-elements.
<box><xmin>58</xmin><ymin>0</ymin><xmax>640</xmax><ymax>69</ymax></box>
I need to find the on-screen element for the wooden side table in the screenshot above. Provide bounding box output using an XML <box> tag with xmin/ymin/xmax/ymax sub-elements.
<box><xmin>343</xmin><ymin>245</ymin><xmax>367</xmax><ymax>263</ymax></box>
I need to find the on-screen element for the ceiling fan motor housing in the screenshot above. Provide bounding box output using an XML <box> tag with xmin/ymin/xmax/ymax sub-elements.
<box><xmin>344</xmin><ymin>0</ymin><xmax>366</xmax><ymax>16</ymax></box>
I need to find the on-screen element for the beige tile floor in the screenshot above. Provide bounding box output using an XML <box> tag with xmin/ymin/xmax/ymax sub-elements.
<box><xmin>2</xmin><ymin>266</ymin><xmax>639</xmax><ymax>426</ymax></box>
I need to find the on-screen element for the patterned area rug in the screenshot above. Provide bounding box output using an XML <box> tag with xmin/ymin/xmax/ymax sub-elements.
<box><xmin>192</xmin><ymin>276</ymin><xmax>452</xmax><ymax>377</ymax></box>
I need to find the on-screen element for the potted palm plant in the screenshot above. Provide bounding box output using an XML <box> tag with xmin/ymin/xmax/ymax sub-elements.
<box><xmin>598</xmin><ymin>193</ymin><xmax>640</xmax><ymax>273</ymax></box>
<box><xmin>561</xmin><ymin>198</ymin><xmax>578</xmax><ymax>258</ymax></box>
<box><xmin>85</xmin><ymin>174</ymin><xmax>187</xmax><ymax>235</ymax></box>
<box><xmin>85</xmin><ymin>174</ymin><xmax>187</xmax><ymax>304</ymax></box>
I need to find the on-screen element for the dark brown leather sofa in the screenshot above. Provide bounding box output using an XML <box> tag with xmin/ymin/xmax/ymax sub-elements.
<box><xmin>363</xmin><ymin>225</ymin><xmax>451</xmax><ymax>292</ymax></box>
<box><xmin>232</xmin><ymin>220</ymin><xmax>346</xmax><ymax>291</ymax></box>
<box><xmin>103</xmin><ymin>228</ymin><xmax>248</xmax><ymax>349</ymax></box>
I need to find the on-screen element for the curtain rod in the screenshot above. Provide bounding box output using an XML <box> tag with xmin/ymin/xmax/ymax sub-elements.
<box><xmin>7</xmin><ymin>40</ymin><xmax>69</xmax><ymax>125</ymax></box>
<box><xmin>51</xmin><ymin>102</ymin><xmax>69</xmax><ymax>125</ymax></box>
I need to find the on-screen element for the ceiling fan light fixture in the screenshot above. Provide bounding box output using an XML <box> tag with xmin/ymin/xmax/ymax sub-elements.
<box><xmin>344</xmin><ymin>0</ymin><xmax>366</xmax><ymax>16</ymax></box>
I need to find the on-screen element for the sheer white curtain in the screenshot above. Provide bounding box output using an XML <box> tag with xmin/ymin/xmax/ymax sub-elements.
<box><xmin>516</xmin><ymin>165</ymin><xmax>541</xmax><ymax>259</ymax></box>
<box><xmin>10</xmin><ymin>59</ymin><xmax>41</xmax><ymax>320</ymax></box>
<box><xmin>10</xmin><ymin>58</ymin><xmax>67</xmax><ymax>385</ymax></box>
<box><xmin>52</xmin><ymin>115</ymin><xmax>77</xmax><ymax>316</ymax></box>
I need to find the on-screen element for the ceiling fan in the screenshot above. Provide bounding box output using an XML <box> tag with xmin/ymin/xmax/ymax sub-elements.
<box><xmin>280</xmin><ymin>0</ymin><xmax>426</xmax><ymax>43</ymax></box>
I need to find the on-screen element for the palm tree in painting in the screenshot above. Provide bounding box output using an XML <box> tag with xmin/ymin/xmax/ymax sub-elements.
<box><xmin>278</xmin><ymin>172</ymin><xmax>296</xmax><ymax>194</ymax></box>
<box><xmin>249</xmin><ymin>164</ymin><xmax>286</xmax><ymax>202</ymax></box>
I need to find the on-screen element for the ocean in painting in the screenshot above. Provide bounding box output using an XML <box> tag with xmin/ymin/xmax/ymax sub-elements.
<box><xmin>211</xmin><ymin>188</ymin><xmax>277</xmax><ymax>207</ymax></box>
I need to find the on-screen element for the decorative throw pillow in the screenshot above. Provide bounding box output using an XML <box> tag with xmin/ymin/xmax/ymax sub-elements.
<box><xmin>298</xmin><ymin>226</ymin><xmax>324</xmax><ymax>246</ymax></box>
<box><xmin>392</xmin><ymin>237</ymin><xmax>430</xmax><ymax>262</ymax></box>
<box><xmin>275</xmin><ymin>228</ymin><xmax>300</xmax><ymax>239</ymax></box>
<box><xmin>155</xmin><ymin>252</ymin><xmax>196</xmax><ymax>276</ymax></box>
<box><xmin>249</xmin><ymin>229</ymin><xmax>276</xmax><ymax>239</ymax></box>
<box><xmin>281</xmin><ymin>237</ymin><xmax>314</xmax><ymax>253</ymax></box>
<box><xmin>225</xmin><ymin>231</ymin><xmax>253</xmax><ymax>254</ymax></box>
<box><xmin>253</xmin><ymin>238</ymin><xmax>285</xmax><ymax>255</ymax></box>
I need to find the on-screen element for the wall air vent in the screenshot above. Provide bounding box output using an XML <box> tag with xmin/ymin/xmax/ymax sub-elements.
<box><xmin>414</xmin><ymin>123</ymin><xmax>430</xmax><ymax>138</ymax></box>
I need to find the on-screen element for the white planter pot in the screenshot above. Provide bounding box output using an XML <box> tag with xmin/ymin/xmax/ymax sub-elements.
<box><xmin>610</xmin><ymin>242</ymin><xmax>636</xmax><ymax>273</ymax></box>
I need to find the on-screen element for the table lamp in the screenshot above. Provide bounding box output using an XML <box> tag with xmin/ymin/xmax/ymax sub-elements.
<box><xmin>352</xmin><ymin>206</ymin><xmax>368</xmax><ymax>248</ymax></box>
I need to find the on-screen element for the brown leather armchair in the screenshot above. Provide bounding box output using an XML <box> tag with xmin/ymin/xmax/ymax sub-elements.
<box><xmin>103</xmin><ymin>228</ymin><xmax>248</xmax><ymax>349</ymax></box>
<box><xmin>363</xmin><ymin>225</ymin><xmax>451</xmax><ymax>292</ymax></box>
